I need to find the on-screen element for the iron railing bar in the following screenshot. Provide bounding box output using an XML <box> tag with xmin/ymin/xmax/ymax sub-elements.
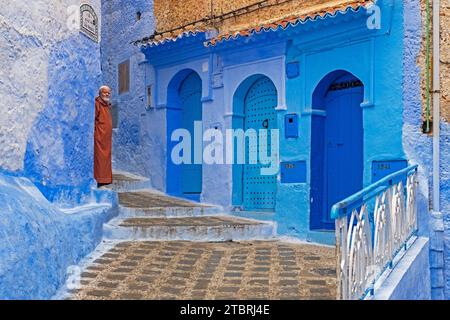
<box><xmin>331</xmin><ymin>165</ymin><xmax>418</xmax><ymax>219</ymax></box>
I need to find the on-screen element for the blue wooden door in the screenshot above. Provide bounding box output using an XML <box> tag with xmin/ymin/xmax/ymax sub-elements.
<box><xmin>323</xmin><ymin>78</ymin><xmax>364</xmax><ymax>227</ymax></box>
<box><xmin>243</xmin><ymin>77</ymin><xmax>277</xmax><ymax>211</ymax></box>
<box><xmin>179</xmin><ymin>72</ymin><xmax>202</xmax><ymax>194</ymax></box>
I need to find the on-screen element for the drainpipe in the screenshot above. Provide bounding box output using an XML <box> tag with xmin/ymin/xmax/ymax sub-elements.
<box><xmin>432</xmin><ymin>0</ymin><xmax>440</xmax><ymax>213</ymax></box>
<box><xmin>426</xmin><ymin>0</ymin><xmax>431</xmax><ymax>133</ymax></box>
<box><xmin>428</xmin><ymin>0</ymin><xmax>444</xmax><ymax>301</ymax></box>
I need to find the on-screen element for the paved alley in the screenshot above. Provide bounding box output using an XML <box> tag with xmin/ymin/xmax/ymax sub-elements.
<box><xmin>63</xmin><ymin>172</ymin><xmax>337</xmax><ymax>300</ymax></box>
<box><xmin>69</xmin><ymin>240</ymin><xmax>336</xmax><ymax>300</ymax></box>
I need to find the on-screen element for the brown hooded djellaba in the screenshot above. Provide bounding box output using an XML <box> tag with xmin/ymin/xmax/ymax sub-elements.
<box><xmin>94</xmin><ymin>96</ymin><xmax>113</xmax><ymax>184</ymax></box>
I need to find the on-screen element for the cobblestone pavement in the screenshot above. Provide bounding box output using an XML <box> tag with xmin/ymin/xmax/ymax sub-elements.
<box><xmin>70</xmin><ymin>240</ymin><xmax>337</xmax><ymax>300</ymax></box>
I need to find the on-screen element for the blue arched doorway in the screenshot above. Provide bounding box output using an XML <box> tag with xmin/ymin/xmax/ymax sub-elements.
<box><xmin>232</xmin><ymin>75</ymin><xmax>278</xmax><ymax>211</ymax></box>
<box><xmin>310</xmin><ymin>71</ymin><xmax>364</xmax><ymax>230</ymax></box>
<box><xmin>166</xmin><ymin>70</ymin><xmax>202</xmax><ymax>200</ymax></box>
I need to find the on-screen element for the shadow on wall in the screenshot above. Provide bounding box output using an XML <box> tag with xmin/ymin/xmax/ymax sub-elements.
<box><xmin>23</xmin><ymin>35</ymin><xmax>101</xmax><ymax>207</ymax></box>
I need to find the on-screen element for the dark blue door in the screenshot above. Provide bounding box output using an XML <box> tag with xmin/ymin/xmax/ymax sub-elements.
<box><xmin>311</xmin><ymin>75</ymin><xmax>364</xmax><ymax>230</ymax></box>
<box><xmin>243</xmin><ymin>77</ymin><xmax>278</xmax><ymax>211</ymax></box>
<box><xmin>324</xmin><ymin>78</ymin><xmax>364</xmax><ymax>227</ymax></box>
<box><xmin>179</xmin><ymin>72</ymin><xmax>202</xmax><ymax>195</ymax></box>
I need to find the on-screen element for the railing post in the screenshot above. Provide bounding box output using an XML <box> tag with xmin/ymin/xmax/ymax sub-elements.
<box><xmin>335</xmin><ymin>218</ymin><xmax>342</xmax><ymax>300</ymax></box>
<box><xmin>333</xmin><ymin>166</ymin><xmax>419</xmax><ymax>300</ymax></box>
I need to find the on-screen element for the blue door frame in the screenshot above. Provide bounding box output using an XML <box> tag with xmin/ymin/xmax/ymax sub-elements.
<box><xmin>311</xmin><ymin>72</ymin><xmax>364</xmax><ymax>230</ymax></box>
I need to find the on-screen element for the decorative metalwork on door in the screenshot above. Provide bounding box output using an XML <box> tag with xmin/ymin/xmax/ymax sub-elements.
<box><xmin>243</xmin><ymin>77</ymin><xmax>277</xmax><ymax>211</ymax></box>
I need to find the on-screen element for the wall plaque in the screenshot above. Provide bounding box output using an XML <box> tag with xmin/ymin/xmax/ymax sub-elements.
<box><xmin>80</xmin><ymin>4</ymin><xmax>99</xmax><ymax>42</ymax></box>
<box><xmin>280</xmin><ymin>161</ymin><xmax>307</xmax><ymax>184</ymax></box>
<box><xmin>372</xmin><ymin>160</ymin><xmax>408</xmax><ymax>183</ymax></box>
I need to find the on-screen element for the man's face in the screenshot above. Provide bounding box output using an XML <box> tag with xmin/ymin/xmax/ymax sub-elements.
<box><xmin>100</xmin><ymin>88</ymin><xmax>111</xmax><ymax>103</ymax></box>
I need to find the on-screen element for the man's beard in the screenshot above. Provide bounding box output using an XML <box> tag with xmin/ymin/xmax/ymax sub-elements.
<box><xmin>101</xmin><ymin>96</ymin><xmax>110</xmax><ymax>103</ymax></box>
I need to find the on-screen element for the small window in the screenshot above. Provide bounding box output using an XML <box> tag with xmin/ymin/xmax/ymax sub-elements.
<box><xmin>136</xmin><ymin>11</ymin><xmax>142</xmax><ymax>21</ymax></box>
<box><xmin>118</xmin><ymin>60</ymin><xmax>130</xmax><ymax>94</ymax></box>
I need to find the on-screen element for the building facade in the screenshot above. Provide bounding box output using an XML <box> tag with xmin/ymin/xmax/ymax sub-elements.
<box><xmin>132</xmin><ymin>0</ymin><xmax>411</xmax><ymax>243</ymax></box>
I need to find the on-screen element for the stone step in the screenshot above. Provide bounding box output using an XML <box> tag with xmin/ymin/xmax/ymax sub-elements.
<box><xmin>118</xmin><ymin>206</ymin><xmax>222</xmax><ymax>218</ymax></box>
<box><xmin>104</xmin><ymin>171</ymin><xmax>152</xmax><ymax>192</ymax></box>
<box><xmin>118</xmin><ymin>190</ymin><xmax>223</xmax><ymax>217</ymax></box>
<box><xmin>103</xmin><ymin>216</ymin><xmax>277</xmax><ymax>241</ymax></box>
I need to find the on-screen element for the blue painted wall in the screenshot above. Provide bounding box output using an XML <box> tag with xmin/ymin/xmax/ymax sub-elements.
<box><xmin>0</xmin><ymin>0</ymin><xmax>118</xmax><ymax>299</ymax></box>
<box><xmin>100</xmin><ymin>0</ymin><xmax>163</xmax><ymax>189</ymax></box>
<box><xmin>23</xmin><ymin>35</ymin><xmax>101</xmax><ymax>207</ymax></box>
<box><xmin>1</xmin><ymin>0</ymin><xmax>103</xmax><ymax>206</ymax></box>
<box><xmin>403</xmin><ymin>0</ymin><xmax>450</xmax><ymax>300</ymax></box>
<box><xmin>0</xmin><ymin>172</ymin><xmax>116</xmax><ymax>299</ymax></box>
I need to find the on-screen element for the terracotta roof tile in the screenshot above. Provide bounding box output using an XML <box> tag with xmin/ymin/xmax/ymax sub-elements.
<box><xmin>205</xmin><ymin>0</ymin><xmax>372</xmax><ymax>47</ymax></box>
<box><xmin>139</xmin><ymin>0</ymin><xmax>372</xmax><ymax>48</ymax></box>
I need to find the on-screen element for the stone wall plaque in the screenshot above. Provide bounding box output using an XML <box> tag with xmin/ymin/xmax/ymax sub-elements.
<box><xmin>80</xmin><ymin>4</ymin><xmax>99</xmax><ymax>42</ymax></box>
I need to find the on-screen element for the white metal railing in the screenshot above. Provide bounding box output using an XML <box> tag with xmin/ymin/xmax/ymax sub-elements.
<box><xmin>332</xmin><ymin>165</ymin><xmax>419</xmax><ymax>300</ymax></box>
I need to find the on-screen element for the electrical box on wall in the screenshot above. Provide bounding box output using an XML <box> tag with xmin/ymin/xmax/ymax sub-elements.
<box><xmin>372</xmin><ymin>160</ymin><xmax>408</xmax><ymax>183</ymax></box>
<box><xmin>281</xmin><ymin>161</ymin><xmax>307</xmax><ymax>184</ymax></box>
<box><xmin>285</xmin><ymin>114</ymin><xmax>299</xmax><ymax>138</ymax></box>
<box><xmin>286</xmin><ymin>61</ymin><xmax>300</xmax><ymax>79</ymax></box>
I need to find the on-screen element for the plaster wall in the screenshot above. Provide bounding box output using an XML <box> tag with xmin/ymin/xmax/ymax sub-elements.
<box><xmin>0</xmin><ymin>0</ymin><xmax>103</xmax><ymax>206</ymax></box>
<box><xmin>0</xmin><ymin>172</ymin><xmax>116</xmax><ymax>299</ymax></box>
<box><xmin>374</xmin><ymin>237</ymin><xmax>431</xmax><ymax>300</ymax></box>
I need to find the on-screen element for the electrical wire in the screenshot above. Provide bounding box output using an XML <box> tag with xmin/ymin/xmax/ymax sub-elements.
<box><xmin>135</xmin><ymin>0</ymin><xmax>296</xmax><ymax>45</ymax></box>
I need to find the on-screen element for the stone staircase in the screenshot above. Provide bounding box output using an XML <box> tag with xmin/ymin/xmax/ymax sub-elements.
<box><xmin>59</xmin><ymin>172</ymin><xmax>337</xmax><ymax>300</ymax></box>
<box><xmin>103</xmin><ymin>172</ymin><xmax>277</xmax><ymax>242</ymax></box>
